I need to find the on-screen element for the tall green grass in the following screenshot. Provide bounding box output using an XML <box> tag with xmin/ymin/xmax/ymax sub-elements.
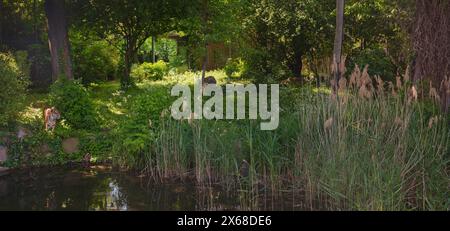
<box><xmin>113</xmin><ymin>70</ymin><xmax>449</xmax><ymax>210</ymax></box>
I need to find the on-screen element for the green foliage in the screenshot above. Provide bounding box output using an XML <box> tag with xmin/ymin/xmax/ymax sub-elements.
<box><xmin>71</xmin><ymin>34</ymin><xmax>119</xmax><ymax>84</ymax></box>
<box><xmin>241</xmin><ymin>48</ymin><xmax>288</xmax><ymax>83</ymax></box>
<box><xmin>348</xmin><ymin>48</ymin><xmax>396</xmax><ymax>82</ymax></box>
<box><xmin>224</xmin><ymin>58</ymin><xmax>245</xmax><ymax>79</ymax></box>
<box><xmin>112</xmin><ymin>86</ymin><xmax>174</xmax><ymax>168</ymax></box>
<box><xmin>4</xmin><ymin>128</ymin><xmax>113</xmax><ymax>167</ymax></box>
<box><xmin>128</xmin><ymin>87</ymin><xmax>174</xmax><ymax>126</ymax></box>
<box><xmin>131</xmin><ymin>60</ymin><xmax>169</xmax><ymax>82</ymax></box>
<box><xmin>49</xmin><ymin>80</ymin><xmax>98</xmax><ymax>129</ymax></box>
<box><xmin>139</xmin><ymin>37</ymin><xmax>178</xmax><ymax>63</ymax></box>
<box><xmin>4</xmin><ymin>130</ymin><xmax>62</xmax><ymax>168</ymax></box>
<box><xmin>27</xmin><ymin>43</ymin><xmax>52</xmax><ymax>89</ymax></box>
<box><xmin>0</xmin><ymin>52</ymin><xmax>29</xmax><ymax>126</ymax></box>
<box><xmin>79</xmin><ymin>132</ymin><xmax>113</xmax><ymax>160</ymax></box>
<box><xmin>241</xmin><ymin>0</ymin><xmax>335</xmax><ymax>82</ymax></box>
<box><xmin>71</xmin><ymin>0</ymin><xmax>191</xmax><ymax>88</ymax></box>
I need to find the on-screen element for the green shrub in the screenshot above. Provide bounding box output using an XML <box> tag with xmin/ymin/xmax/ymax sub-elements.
<box><xmin>348</xmin><ymin>47</ymin><xmax>396</xmax><ymax>83</ymax></box>
<box><xmin>112</xmin><ymin>86</ymin><xmax>174</xmax><ymax>167</ymax></box>
<box><xmin>241</xmin><ymin>48</ymin><xmax>289</xmax><ymax>83</ymax></box>
<box><xmin>71</xmin><ymin>34</ymin><xmax>119</xmax><ymax>84</ymax></box>
<box><xmin>49</xmin><ymin>80</ymin><xmax>98</xmax><ymax>129</ymax></box>
<box><xmin>0</xmin><ymin>52</ymin><xmax>29</xmax><ymax>126</ymax></box>
<box><xmin>131</xmin><ymin>60</ymin><xmax>169</xmax><ymax>81</ymax></box>
<box><xmin>224</xmin><ymin>58</ymin><xmax>245</xmax><ymax>79</ymax></box>
<box><xmin>128</xmin><ymin>86</ymin><xmax>173</xmax><ymax>125</ymax></box>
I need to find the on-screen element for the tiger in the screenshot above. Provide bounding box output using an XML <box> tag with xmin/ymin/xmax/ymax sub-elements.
<box><xmin>44</xmin><ymin>107</ymin><xmax>61</xmax><ymax>131</ymax></box>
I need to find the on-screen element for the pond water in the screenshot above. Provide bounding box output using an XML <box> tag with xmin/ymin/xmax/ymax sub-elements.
<box><xmin>0</xmin><ymin>165</ymin><xmax>312</xmax><ymax>211</ymax></box>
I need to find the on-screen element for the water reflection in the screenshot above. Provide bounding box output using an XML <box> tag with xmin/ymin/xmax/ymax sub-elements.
<box><xmin>0</xmin><ymin>165</ymin><xmax>312</xmax><ymax>211</ymax></box>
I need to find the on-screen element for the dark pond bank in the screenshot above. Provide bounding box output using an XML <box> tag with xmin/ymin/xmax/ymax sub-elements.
<box><xmin>0</xmin><ymin>165</ymin><xmax>315</xmax><ymax>211</ymax></box>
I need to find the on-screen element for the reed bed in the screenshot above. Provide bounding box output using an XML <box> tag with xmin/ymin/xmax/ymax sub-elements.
<box><xmin>124</xmin><ymin>66</ymin><xmax>449</xmax><ymax>210</ymax></box>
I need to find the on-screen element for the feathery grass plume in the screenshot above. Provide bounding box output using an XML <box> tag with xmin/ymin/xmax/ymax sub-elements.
<box><xmin>356</xmin><ymin>66</ymin><xmax>373</xmax><ymax>99</ymax></box>
<box><xmin>396</xmin><ymin>76</ymin><xmax>402</xmax><ymax>89</ymax></box>
<box><xmin>428</xmin><ymin>116</ymin><xmax>438</xmax><ymax>129</ymax></box>
<box><xmin>358</xmin><ymin>84</ymin><xmax>366</xmax><ymax>98</ymax></box>
<box><xmin>441</xmin><ymin>76</ymin><xmax>450</xmax><ymax>93</ymax></box>
<box><xmin>324</xmin><ymin>117</ymin><xmax>333</xmax><ymax>130</ymax></box>
<box><xmin>349</xmin><ymin>64</ymin><xmax>361</xmax><ymax>89</ymax></box>
<box><xmin>375</xmin><ymin>75</ymin><xmax>384</xmax><ymax>94</ymax></box>
<box><xmin>429</xmin><ymin>81</ymin><xmax>440</xmax><ymax>102</ymax></box>
<box><xmin>407</xmin><ymin>86</ymin><xmax>418</xmax><ymax>104</ymax></box>
<box><xmin>358</xmin><ymin>84</ymin><xmax>373</xmax><ymax>99</ymax></box>
<box><xmin>338</xmin><ymin>77</ymin><xmax>347</xmax><ymax>91</ymax></box>
<box><xmin>388</xmin><ymin>81</ymin><xmax>397</xmax><ymax>96</ymax></box>
<box><xmin>360</xmin><ymin>65</ymin><xmax>370</xmax><ymax>88</ymax></box>
<box><xmin>330</xmin><ymin>78</ymin><xmax>337</xmax><ymax>89</ymax></box>
<box><xmin>403</xmin><ymin>65</ymin><xmax>410</xmax><ymax>83</ymax></box>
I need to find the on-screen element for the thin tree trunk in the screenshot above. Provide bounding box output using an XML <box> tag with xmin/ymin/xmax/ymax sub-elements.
<box><xmin>152</xmin><ymin>36</ymin><xmax>156</xmax><ymax>63</ymax></box>
<box><xmin>201</xmin><ymin>0</ymin><xmax>209</xmax><ymax>83</ymax></box>
<box><xmin>333</xmin><ymin>0</ymin><xmax>345</xmax><ymax>94</ymax></box>
<box><xmin>33</xmin><ymin>0</ymin><xmax>38</xmax><ymax>42</ymax></box>
<box><xmin>0</xmin><ymin>1</ymin><xmax>3</xmax><ymax>47</ymax></box>
<box><xmin>122</xmin><ymin>40</ymin><xmax>135</xmax><ymax>88</ymax></box>
<box><xmin>292</xmin><ymin>51</ymin><xmax>303</xmax><ymax>84</ymax></box>
<box><xmin>45</xmin><ymin>0</ymin><xmax>73</xmax><ymax>81</ymax></box>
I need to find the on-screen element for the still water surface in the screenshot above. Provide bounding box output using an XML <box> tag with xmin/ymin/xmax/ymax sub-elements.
<box><xmin>0</xmin><ymin>165</ymin><xmax>309</xmax><ymax>211</ymax></box>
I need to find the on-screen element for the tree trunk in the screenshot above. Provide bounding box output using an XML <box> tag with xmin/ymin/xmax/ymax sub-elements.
<box><xmin>0</xmin><ymin>1</ymin><xmax>3</xmax><ymax>47</ymax></box>
<box><xmin>201</xmin><ymin>0</ymin><xmax>209</xmax><ymax>83</ymax></box>
<box><xmin>122</xmin><ymin>46</ymin><xmax>133</xmax><ymax>88</ymax></box>
<box><xmin>333</xmin><ymin>0</ymin><xmax>345</xmax><ymax>94</ymax></box>
<box><xmin>121</xmin><ymin>35</ymin><xmax>140</xmax><ymax>88</ymax></box>
<box><xmin>33</xmin><ymin>0</ymin><xmax>39</xmax><ymax>42</ymax></box>
<box><xmin>414</xmin><ymin>0</ymin><xmax>450</xmax><ymax>113</ymax></box>
<box><xmin>291</xmin><ymin>51</ymin><xmax>303</xmax><ymax>84</ymax></box>
<box><xmin>152</xmin><ymin>36</ymin><xmax>156</xmax><ymax>63</ymax></box>
<box><xmin>45</xmin><ymin>0</ymin><xmax>73</xmax><ymax>81</ymax></box>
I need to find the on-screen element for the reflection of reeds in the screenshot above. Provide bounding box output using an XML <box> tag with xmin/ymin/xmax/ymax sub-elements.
<box><xmin>130</xmin><ymin>66</ymin><xmax>448</xmax><ymax>210</ymax></box>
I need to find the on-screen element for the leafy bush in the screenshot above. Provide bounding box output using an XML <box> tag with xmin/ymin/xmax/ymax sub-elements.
<box><xmin>71</xmin><ymin>35</ymin><xmax>119</xmax><ymax>84</ymax></box>
<box><xmin>348</xmin><ymin>47</ymin><xmax>396</xmax><ymax>83</ymax></box>
<box><xmin>0</xmin><ymin>52</ymin><xmax>29</xmax><ymax>126</ymax></box>
<box><xmin>112</xmin><ymin>86</ymin><xmax>174</xmax><ymax>168</ymax></box>
<box><xmin>241</xmin><ymin>48</ymin><xmax>289</xmax><ymax>83</ymax></box>
<box><xmin>49</xmin><ymin>80</ymin><xmax>97</xmax><ymax>129</ymax></box>
<box><xmin>224</xmin><ymin>58</ymin><xmax>245</xmax><ymax>78</ymax></box>
<box><xmin>131</xmin><ymin>60</ymin><xmax>169</xmax><ymax>81</ymax></box>
<box><xmin>129</xmin><ymin>86</ymin><xmax>174</xmax><ymax>125</ymax></box>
